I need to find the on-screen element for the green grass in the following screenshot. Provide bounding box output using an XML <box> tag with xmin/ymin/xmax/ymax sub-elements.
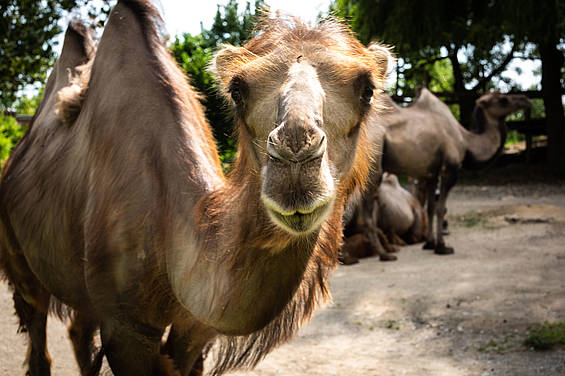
<box><xmin>456</xmin><ymin>210</ymin><xmax>488</xmax><ymax>228</ymax></box>
<box><xmin>478</xmin><ymin>339</ymin><xmax>507</xmax><ymax>353</ymax></box>
<box><xmin>524</xmin><ymin>322</ymin><xmax>565</xmax><ymax>351</ymax></box>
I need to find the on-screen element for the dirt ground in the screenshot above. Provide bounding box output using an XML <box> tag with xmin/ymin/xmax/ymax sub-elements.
<box><xmin>1</xmin><ymin>182</ymin><xmax>565</xmax><ymax>375</ymax></box>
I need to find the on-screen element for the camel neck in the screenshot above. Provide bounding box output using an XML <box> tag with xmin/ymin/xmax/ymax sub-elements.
<box><xmin>166</xmin><ymin>165</ymin><xmax>323</xmax><ymax>335</ymax></box>
<box><xmin>461</xmin><ymin>108</ymin><xmax>507</xmax><ymax>168</ymax></box>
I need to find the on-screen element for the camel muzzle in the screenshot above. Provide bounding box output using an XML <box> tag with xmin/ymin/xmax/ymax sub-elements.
<box><xmin>266</xmin><ymin>123</ymin><xmax>327</xmax><ymax>165</ymax></box>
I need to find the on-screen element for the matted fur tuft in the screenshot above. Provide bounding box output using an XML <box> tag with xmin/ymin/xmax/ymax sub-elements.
<box><xmin>55</xmin><ymin>60</ymin><xmax>92</xmax><ymax>127</ymax></box>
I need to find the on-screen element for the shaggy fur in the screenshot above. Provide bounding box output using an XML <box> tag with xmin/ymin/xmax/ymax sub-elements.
<box><xmin>0</xmin><ymin>1</ymin><xmax>392</xmax><ymax>375</ymax></box>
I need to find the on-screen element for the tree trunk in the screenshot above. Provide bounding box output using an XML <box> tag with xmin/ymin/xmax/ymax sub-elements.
<box><xmin>449</xmin><ymin>47</ymin><xmax>475</xmax><ymax>127</ymax></box>
<box><xmin>539</xmin><ymin>41</ymin><xmax>565</xmax><ymax>175</ymax></box>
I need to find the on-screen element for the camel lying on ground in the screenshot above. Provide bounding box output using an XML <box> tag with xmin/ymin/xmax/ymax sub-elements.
<box><xmin>340</xmin><ymin>172</ymin><xmax>426</xmax><ymax>264</ymax></box>
<box><xmin>0</xmin><ymin>1</ymin><xmax>392</xmax><ymax>375</ymax></box>
<box><xmin>378</xmin><ymin>173</ymin><xmax>427</xmax><ymax>245</ymax></box>
<box><xmin>381</xmin><ymin>88</ymin><xmax>531</xmax><ymax>254</ymax></box>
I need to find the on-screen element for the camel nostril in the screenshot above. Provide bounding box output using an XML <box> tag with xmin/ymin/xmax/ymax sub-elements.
<box><xmin>267</xmin><ymin>135</ymin><xmax>285</xmax><ymax>162</ymax></box>
<box><xmin>319</xmin><ymin>134</ymin><xmax>326</xmax><ymax>149</ymax></box>
<box><xmin>314</xmin><ymin>134</ymin><xmax>327</xmax><ymax>157</ymax></box>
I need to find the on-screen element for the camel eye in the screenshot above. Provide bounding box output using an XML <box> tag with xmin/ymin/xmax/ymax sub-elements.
<box><xmin>361</xmin><ymin>84</ymin><xmax>374</xmax><ymax>104</ymax></box>
<box><xmin>231</xmin><ymin>88</ymin><xmax>242</xmax><ymax>104</ymax></box>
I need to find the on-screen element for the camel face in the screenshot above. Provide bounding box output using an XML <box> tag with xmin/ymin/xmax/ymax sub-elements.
<box><xmin>258</xmin><ymin>60</ymin><xmax>334</xmax><ymax>234</ymax></box>
<box><xmin>213</xmin><ymin>21</ymin><xmax>391</xmax><ymax>236</ymax></box>
<box><xmin>254</xmin><ymin>58</ymin><xmax>377</xmax><ymax>235</ymax></box>
<box><xmin>476</xmin><ymin>92</ymin><xmax>532</xmax><ymax>119</ymax></box>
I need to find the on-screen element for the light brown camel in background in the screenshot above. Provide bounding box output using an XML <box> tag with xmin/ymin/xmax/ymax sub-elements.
<box><xmin>381</xmin><ymin>88</ymin><xmax>531</xmax><ymax>255</ymax></box>
<box><xmin>340</xmin><ymin>172</ymin><xmax>426</xmax><ymax>264</ymax></box>
<box><xmin>0</xmin><ymin>1</ymin><xmax>392</xmax><ymax>375</ymax></box>
<box><xmin>377</xmin><ymin>173</ymin><xmax>427</xmax><ymax>245</ymax></box>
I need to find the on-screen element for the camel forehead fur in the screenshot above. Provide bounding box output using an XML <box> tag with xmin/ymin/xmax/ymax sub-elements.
<box><xmin>212</xmin><ymin>17</ymin><xmax>391</xmax><ymax>99</ymax></box>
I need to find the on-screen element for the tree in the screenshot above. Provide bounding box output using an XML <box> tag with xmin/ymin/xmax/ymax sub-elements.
<box><xmin>0</xmin><ymin>0</ymin><xmax>112</xmax><ymax>109</ymax></box>
<box><xmin>170</xmin><ymin>0</ymin><xmax>266</xmax><ymax>158</ymax></box>
<box><xmin>504</xmin><ymin>0</ymin><xmax>565</xmax><ymax>174</ymax></box>
<box><xmin>330</xmin><ymin>0</ymin><xmax>519</xmax><ymax>126</ymax></box>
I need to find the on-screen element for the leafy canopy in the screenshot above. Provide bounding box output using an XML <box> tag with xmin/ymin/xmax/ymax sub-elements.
<box><xmin>0</xmin><ymin>0</ymin><xmax>112</xmax><ymax>108</ymax></box>
<box><xmin>170</xmin><ymin>0</ymin><xmax>266</xmax><ymax>159</ymax></box>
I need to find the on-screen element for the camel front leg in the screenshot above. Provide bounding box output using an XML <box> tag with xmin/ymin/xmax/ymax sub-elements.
<box><xmin>434</xmin><ymin>166</ymin><xmax>457</xmax><ymax>255</ymax></box>
<box><xmin>100</xmin><ymin>317</ymin><xmax>177</xmax><ymax>376</ymax></box>
<box><xmin>369</xmin><ymin>201</ymin><xmax>397</xmax><ymax>261</ymax></box>
<box><xmin>422</xmin><ymin>177</ymin><xmax>438</xmax><ymax>250</ymax></box>
<box><xmin>68</xmin><ymin>312</ymin><xmax>102</xmax><ymax>376</ymax></box>
<box><xmin>161</xmin><ymin>324</ymin><xmax>214</xmax><ymax>376</ymax></box>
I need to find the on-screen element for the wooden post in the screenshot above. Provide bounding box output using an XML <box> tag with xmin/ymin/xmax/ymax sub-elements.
<box><xmin>524</xmin><ymin>107</ymin><xmax>532</xmax><ymax>164</ymax></box>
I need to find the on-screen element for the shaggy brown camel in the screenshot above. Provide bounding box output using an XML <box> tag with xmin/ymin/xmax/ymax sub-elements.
<box><xmin>0</xmin><ymin>1</ymin><xmax>392</xmax><ymax>375</ymax></box>
<box><xmin>381</xmin><ymin>88</ymin><xmax>531</xmax><ymax>255</ymax></box>
<box><xmin>378</xmin><ymin>173</ymin><xmax>427</xmax><ymax>245</ymax></box>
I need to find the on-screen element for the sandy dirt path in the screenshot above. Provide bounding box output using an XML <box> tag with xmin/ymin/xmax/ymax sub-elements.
<box><xmin>1</xmin><ymin>183</ymin><xmax>564</xmax><ymax>375</ymax></box>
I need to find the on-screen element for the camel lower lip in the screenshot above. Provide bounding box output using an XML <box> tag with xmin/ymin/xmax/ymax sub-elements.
<box><xmin>267</xmin><ymin>203</ymin><xmax>331</xmax><ymax>235</ymax></box>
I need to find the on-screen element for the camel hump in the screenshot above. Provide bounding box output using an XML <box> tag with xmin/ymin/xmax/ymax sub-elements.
<box><xmin>58</xmin><ymin>20</ymin><xmax>96</xmax><ymax>71</ymax></box>
<box><xmin>53</xmin><ymin>20</ymin><xmax>96</xmax><ymax>127</ymax></box>
<box><xmin>55</xmin><ymin>0</ymin><xmax>167</xmax><ymax>128</ymax></box>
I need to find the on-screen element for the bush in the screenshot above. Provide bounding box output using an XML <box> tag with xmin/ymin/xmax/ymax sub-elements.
<box><xmin>524</xmin><ymin>322</ymin><xmax>565</xmax><ymax>351</ymax></box>
<box><xmin>0</xmin><ymin>115</ymin><xmax>27</xmax><ymax>164</ymax></box>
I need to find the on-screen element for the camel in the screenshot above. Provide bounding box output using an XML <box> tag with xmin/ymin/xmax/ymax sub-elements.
<box><xmin>340</xmin><ymin>172</ymin><xmax>426</xmax><ymax>265</ymax></box>
<box><xmin>377</xmin><ymin>173</ymin><xmax>427</xmax><ymax>245</ymax></box>
<box><xmin>340</xmin><ymin>116</ymin><xmax>399</xmax><ymax>264</ymax></box>
<box><xmin>381</xmin><ymin>88</ymin><xmax>531</xmax><ymax>254</ymax></box>
<box><xmin>0</xmin><ymin>1</ymin><xmax>393</xmax><ymax>375</ymax></box>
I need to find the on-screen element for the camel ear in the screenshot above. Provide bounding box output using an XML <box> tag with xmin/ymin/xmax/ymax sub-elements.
<box><xmin>367</xmin><ymin>43</ymin><xmax>394</xmax><ymax>82</ymax></box>
<box><xmin>210</xmin><ymin>45</ymin><xmax>256</xmax><ymax>90</ymax></box>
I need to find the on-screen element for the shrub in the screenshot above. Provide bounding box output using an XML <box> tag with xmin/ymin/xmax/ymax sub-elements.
<box><xmin>0</xmin><ymin>115</ymin><xmax>27</xmax><ymax>164</ymax></box>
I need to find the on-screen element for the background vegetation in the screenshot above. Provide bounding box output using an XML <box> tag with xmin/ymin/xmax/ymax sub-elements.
<box><xmin>1</xmin><ymin>0</ymin><xmax>563</xmax><ymax>173</ymax></box>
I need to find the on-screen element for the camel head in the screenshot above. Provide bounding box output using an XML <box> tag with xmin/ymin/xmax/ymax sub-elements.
<box><xmin>212</xmin><ymin>17</ymin><xmax>392</xmax><ymax>236</ymax></box>
<box><xmin>381</xmin><ymin>172</ymin><xmax>400</xmax><ymax>187</ymax></box>
<box><xmin>476</xmin><ymin>92</ymin><xmax>532</xmax><ymax>120</ymax></box>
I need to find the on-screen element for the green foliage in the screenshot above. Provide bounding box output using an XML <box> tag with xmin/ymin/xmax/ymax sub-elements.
<box><xmin>329</xmin><ymin>0</ymin><xmax>549</xmax><ymax>126</ymax></box>
<box><xmin>170</xmin><ymin>0</ymin><xmax>266</xmax><ymax>157</ymax></box>
<box><xmin>14</xmin><ymin>91</ymin><xmax>42</xmax><ymax>115</ymax></box>
<box><xmin>0</xmin><ymin>115</ymin><xmax>26</xmax><ymax>163</ymax></box>
<box><xmin>505</xmin><ymin>130</ymin><xmax>525</xmax><ymax>146</ymax></box>
<box><xmin>524</xmin><ymin>322</ymin><xmax>565</xmax><ymax>350</ymax></box>
<box><xmin>530</xmin><ymin>98</ymin><xmax>546</xmax><ymax>119</ymax></box>
<box><xmin>0</xmin><ymin>0</ymin><xmax>112</xmax><ymax>109</ymax></box>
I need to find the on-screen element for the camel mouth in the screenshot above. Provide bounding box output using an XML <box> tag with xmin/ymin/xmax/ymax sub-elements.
<box><xmin>263</xmin><ymin>197</ymin><xmax>334</xmax><ymax>235</ymax></box>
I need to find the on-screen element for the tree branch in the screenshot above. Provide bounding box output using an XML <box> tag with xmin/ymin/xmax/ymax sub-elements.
<box><xmin>472</xmin><ymin>43</ymin><xmax>517</xmax><ymax>91</ymax></box>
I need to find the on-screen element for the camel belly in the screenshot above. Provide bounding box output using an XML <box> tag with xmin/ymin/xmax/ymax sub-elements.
<box><xmin>15</xmin><ymin>223</ymin><xmax>91</xmax><ymax>311</ymax></box>
<box><xmin>382</xmin><ymin>137</ymin><xmax>442</xmax><ymax>179</ymax></box>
